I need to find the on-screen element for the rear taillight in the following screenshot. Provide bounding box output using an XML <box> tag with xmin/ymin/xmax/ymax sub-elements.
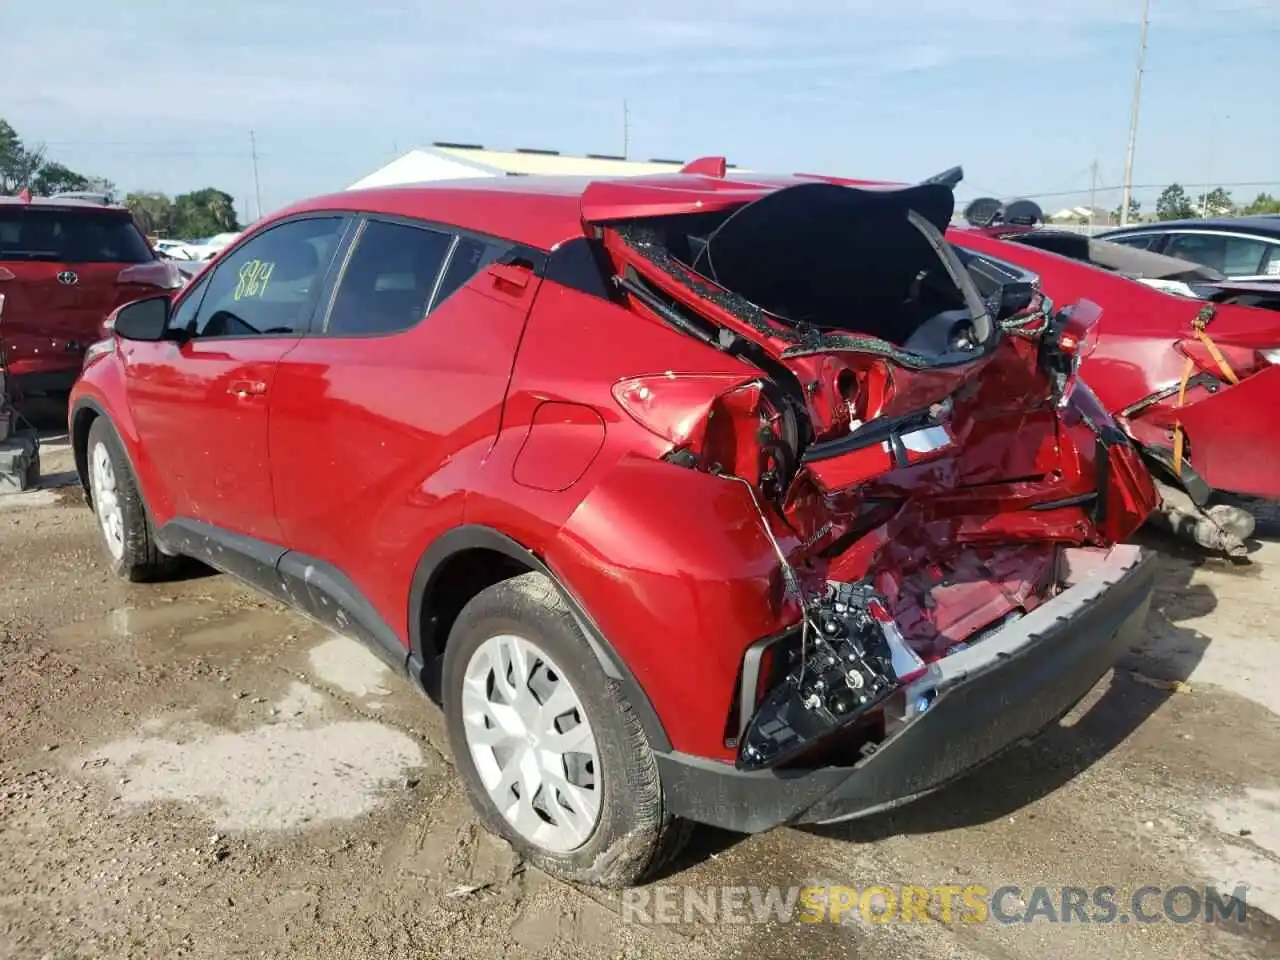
<box><xmin>117</xmin><ymin>261</ymin><xmax>184</xmax><ymax>290</ymax></box>
<box><xmin>1043</xmin><ymin>300</ymin><xmax>1102</xmax><ymax>408</ymax></box>
<box><xmin>613</xmin><ymin>372</ymin><xmax>801</xmax><ymax>498</ymax></box>
<box><xmin>611</xmin><ymin>373</ymin><xmax>757</xmax><ymax>448</ymax></box>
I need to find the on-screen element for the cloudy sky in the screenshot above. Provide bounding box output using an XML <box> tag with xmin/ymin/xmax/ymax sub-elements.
<box><xmin>4</xmin><ymin>1</ymin><xmax>1277</xmax><ymax>218</ymax></box>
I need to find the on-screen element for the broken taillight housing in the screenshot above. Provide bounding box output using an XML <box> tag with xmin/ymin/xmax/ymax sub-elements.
<box><xmin>117</xmin><ymin>260</ymin><xmax>185</xmax><ymax>290</ymax></box>
<box><xmin>612</xmin><ymin>373</ymin><xmax>757</xmax><ymax>449</ymax></box>
<box><xmin>736</xmin><ymin>582</ymin><xmax>924</xmax><ymax>771</ymax></box>
<box><xmin>612</xmin><ymin>372</ymin><xmax>799</xmax><ymax>495</ymax></box>
<box><xmin>1043</xmin><ymin>300</ymin><xmax>1102</xmax><ymax>408</ymax></box>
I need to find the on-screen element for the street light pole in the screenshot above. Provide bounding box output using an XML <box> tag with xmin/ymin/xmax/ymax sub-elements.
<box><xmin>1120</xmin><ymin>0</ymin><xmax>1151</xmax><ymax>226</ymax></box>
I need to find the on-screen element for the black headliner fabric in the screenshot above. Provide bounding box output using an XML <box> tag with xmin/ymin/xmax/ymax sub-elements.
<box><xmin>693</xmin><ymin>181</ymin><xmax>961</xmax><ymax>340</ymax></box>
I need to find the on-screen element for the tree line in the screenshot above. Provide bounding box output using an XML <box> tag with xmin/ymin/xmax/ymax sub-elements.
<box><xmin>0</xmin><ymin>118</ymin><xmax>242</xmax><ymax>239</ymax></box>
<box><xmin>1154</xmin><ymin>183</ymin><xmax>1280</xmax><ymax>220</ymax></box>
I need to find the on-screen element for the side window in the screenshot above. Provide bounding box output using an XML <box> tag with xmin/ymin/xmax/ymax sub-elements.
<box><xmin>1222</xmin><ymin>237</ymin><xmax>1269</xmax><ymax>276</ymax></box>
<box><xmin>1107</xmin><ymin>233</ymin><xmax>1160</xmax><ymax>250</ymax></box>
<box><xmin>1264</xmin><ymin>244</ymin><xmax>1280</xmax><ymax>278</ymax></box>
<box><xmin>189</xmin><ymin>217</ymin><xmax>343</xmax><ymax>338</ymax></box>
<box><xmin>167</xmin><ymin>273</ymin><xmax>211</xmax><ymax>332</ymax></box>
<box><xmin>325</xmin><ymin>220</ymin><xmax>454</xmax><ymax>336</ymax></box>
<box><xmin>1162</xmin><ymin>233</ymin><xmax>1267</xmax><ymax>276</ymax></box>
<box><xmin>432</xmin><ymin>236</ymin><xmax>504</xmax><ymax>307</ymax></box>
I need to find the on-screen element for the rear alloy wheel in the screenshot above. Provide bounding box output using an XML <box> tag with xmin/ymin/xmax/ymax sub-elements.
<box><xmin>85</xmin><ymin>417</ymin><xmax>180</xmax><ymax>582</ymax></box>
<box><xmin>443</xmin><ymin>572</ymin><xmax>692</xmax><ymax>888</ymax></box>
<box><xmin>461</xmin><ymin>633</ymin><xmax>601</xmax><ymax>852</ymax></box>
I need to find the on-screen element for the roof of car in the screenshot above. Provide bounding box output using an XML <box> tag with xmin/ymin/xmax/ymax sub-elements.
<box><xmin>274</xmin><ymin>171</ymin><xmax>905</xmax><ymax>251</ymax></box>
<box><xmin>1101</xmin><ymin>215</ymin><xmax>1280</xmax><ymax>238</ymax></box>
<box><xmin>0</xmin><ymin>194</ymin><xmax>130</xmax><ymax>213</ymax></box>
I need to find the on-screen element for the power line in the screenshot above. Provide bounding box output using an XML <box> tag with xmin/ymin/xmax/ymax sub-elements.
<box><xmin>1015</xmin><ymin>180</ymin><xmax>1280</xmax><ymax>201</ymax></box>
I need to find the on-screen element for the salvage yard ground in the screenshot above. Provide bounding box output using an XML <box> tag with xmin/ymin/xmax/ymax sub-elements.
<box><xmin>1</xmin><ymin>432</ymin><xmax>1278</xmax><ymax>959</ymax></box>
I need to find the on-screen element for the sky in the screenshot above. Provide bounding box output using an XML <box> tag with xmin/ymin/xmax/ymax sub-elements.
<box><xmin>3</xmin><ymin>1</ymin><xmax>1277</xmax><ymax>221</ymax></box>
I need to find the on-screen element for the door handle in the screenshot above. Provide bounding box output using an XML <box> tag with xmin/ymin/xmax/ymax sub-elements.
<box><xmin>489</xmin><ymin>262</ymin><xmax>530</xmax><ymax>291</ymax></box>
<box><xmin>228</xmin><ymin>379</ymin><xmax>267</xmax><ymax>397</ymax></box>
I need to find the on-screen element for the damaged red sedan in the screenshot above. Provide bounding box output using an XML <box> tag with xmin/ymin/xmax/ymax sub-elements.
<box><xmin>70</xmin><ymin>164</ymin><xmax>1158</xmax><ymax>888</ymax></box>
<box><xmin>949</xmin><ymin>196</ymin><xmax>1280</xmax><ymax>556</ymax></box>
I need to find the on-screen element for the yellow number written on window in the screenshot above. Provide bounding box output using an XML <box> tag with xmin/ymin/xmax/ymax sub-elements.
<box><xmin>234</xmin><ymin>259</ymin><xmax>276</xmax><ymax>300</ymax></box>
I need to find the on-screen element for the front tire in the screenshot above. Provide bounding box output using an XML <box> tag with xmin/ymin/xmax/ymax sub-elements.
<box><xmin>442</xmin><ymin>572</ymin><xmax>691</xmax><ymax>888</ymax></box>
<box><xmin>85</xmin><ymin>418</ymin><xmax>179</xmax><ymax>582</ymax></box>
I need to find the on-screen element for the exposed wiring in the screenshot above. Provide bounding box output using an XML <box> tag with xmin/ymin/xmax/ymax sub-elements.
<box><xmin>721</xmin><ymin>471</ymin><xmax>821</xmax><ymax>688</ymax></box>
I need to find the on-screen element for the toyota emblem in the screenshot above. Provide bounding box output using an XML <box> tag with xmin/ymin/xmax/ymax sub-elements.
<box><xmin>57</xmin><ymin>271</ymin><xmax>79</xmax><ymax>286</ymax></box>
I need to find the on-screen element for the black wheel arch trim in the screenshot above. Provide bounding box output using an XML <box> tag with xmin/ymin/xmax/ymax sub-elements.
<box><xmin>408</xmin><ymin>524</ymin><xmax>673</xmax><ymax>753</ymax></box>
<box><xmin>70</xmin><ymin>397</ymin><xmax>164</xmax><ymax>531</ymax></box>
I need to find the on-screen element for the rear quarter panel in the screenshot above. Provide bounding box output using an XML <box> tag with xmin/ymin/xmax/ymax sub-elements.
<box><xmin>464</xmin><ymin>283</ymin><xmax>799</xmax><ymax>760</ymax></box>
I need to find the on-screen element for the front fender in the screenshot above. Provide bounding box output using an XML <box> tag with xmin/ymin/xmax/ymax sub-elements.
<box><xmin>69</xmin><ymin>361</ymin><xmax>176</xmax><ymax>524</ymax></box>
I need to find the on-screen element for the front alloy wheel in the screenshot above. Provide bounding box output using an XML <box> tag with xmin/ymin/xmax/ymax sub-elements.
<box><xmin>83</xmin><ymin>416</ymin><xmax>179</xmax><ymax>582</ymax></box>
<box><xmin>89</xmin><ymin>439</ymin><xmax>126</xmax><ymax>562</ymax></box>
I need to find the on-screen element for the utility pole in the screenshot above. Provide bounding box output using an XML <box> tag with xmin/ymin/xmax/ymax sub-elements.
<box><xmin>249</xmin><ymin>129</ymin><xmax>263</xmax><ymax>221</ymax></box>
<box><xmin>622</xmin><ymin>100</ymin><xmax>630</xmax><ymax>160</ymax></box>
<box><xmin>1119</xmin><ymin>0</ymin><xmax>1150</xmax><ymax>226</ymax></box>
<box><xmin>1088</xmin><ymin>160</ymin><xmax>1099</xmax><ymax>230</ymax></box>
<box><xmin>1199</xmin><ymin>114</ymin><xmax>1225</xmax><ymax>217</ymax></box>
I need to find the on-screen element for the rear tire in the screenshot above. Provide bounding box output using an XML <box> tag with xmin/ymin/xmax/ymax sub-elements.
<box><xmin>85</xmin><ymin>417</ymin><xmax>179</xmax><ymax>582</ymax></box>
<box><xmin>442</xmin><ymin>572</ymin><xmax>692</xmax><ymax>888</ymax></box>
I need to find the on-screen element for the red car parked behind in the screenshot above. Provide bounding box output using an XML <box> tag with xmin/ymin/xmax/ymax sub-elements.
<box><xmin>0</xmin><ymin>191</ymin><xmax>182</xmax><ymax>397</ymax></box>
<box><xmin>71</xmin><ymin>164</ymin><xmax>1158</xmax><ymax>887</ymax></box>
<box><xmin>947</xmin><ymin>197</ymin><xmax>1280</xmax><ymax>556</ymax></box>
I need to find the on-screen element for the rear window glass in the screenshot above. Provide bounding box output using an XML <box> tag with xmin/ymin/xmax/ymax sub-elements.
<box><xmin>0</xmin><ymin>208</ymin><xmax>153</xmax><ymax>264</ymax></box>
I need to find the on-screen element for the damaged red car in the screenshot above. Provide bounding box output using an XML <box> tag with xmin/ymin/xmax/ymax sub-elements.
<box><xmin>949</xmin><ymin>195</ymin><xmax>1280</xmax><ymax>556</ymax></box>
<box><xmin>70</xmin><ymin>164</ymin><xmax>1158</xmax><ymax>888</ymax></box>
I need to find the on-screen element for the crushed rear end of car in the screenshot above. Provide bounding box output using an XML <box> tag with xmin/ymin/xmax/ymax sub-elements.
<box><xmin>580</xmin><ymin>175</ymin><xmax>1159</xmax><ymax>829</ymax></box>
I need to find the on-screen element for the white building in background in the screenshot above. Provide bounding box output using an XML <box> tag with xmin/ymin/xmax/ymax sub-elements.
<box><xmin>1048</xmin><ymin>205</ymin><xmax>1112</xmax><ymax>224</ymax></box>
<box><xmin>348</xmin><ymin>142</ymin><xmax>744</xmax><ymax>189</ymax></box>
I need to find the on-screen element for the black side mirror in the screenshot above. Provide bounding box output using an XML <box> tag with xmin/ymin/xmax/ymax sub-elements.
<box><xmin>110</xmin><ymin>295</ymin><xmax>172</xmax><ymax>341</ymax></box>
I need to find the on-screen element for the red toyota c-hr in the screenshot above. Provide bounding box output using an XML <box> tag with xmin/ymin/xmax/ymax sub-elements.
<box><xmin>71</xmin><ymin>163</ymin><xmax>1159</xmax><ymax>887</ymax></box>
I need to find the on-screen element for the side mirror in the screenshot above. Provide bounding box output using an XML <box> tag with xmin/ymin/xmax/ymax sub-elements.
<box><xmin>110</xmin><ymin>295</ymin><xmax>172</xmax><ymax>341</ymax></box>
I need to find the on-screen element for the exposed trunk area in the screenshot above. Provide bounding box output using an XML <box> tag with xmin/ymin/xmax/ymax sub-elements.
<box><xmin>597</xmin><ymin>181</ymin><xmax>1160</xmax><ymax>770</ymax></box>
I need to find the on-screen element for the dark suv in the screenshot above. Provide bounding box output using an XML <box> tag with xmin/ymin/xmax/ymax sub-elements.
<box><xmin>0</xmin><ymin>191</ymin><xmax>183</xmax><ymax>397</ymax></box>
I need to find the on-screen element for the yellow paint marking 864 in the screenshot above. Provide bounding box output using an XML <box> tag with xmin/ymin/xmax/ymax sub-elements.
<box><xmin>234</xmin><ymin>259</ymin><xmax>275</xmax><ymax>300</ymax></box>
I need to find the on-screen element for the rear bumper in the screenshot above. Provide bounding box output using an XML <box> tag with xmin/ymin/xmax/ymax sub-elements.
<box><xmin>1174</xmin><ymin>366</ymin><xmax>1280</xmax><ymax>499</ymax></box>
<box><xmin>656</xmin><ymin>544</ymin><xmax>1156</xmax><ymax>833</ymax></box>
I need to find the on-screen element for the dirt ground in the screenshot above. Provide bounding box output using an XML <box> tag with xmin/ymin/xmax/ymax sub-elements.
<box><xmin>1</xmin><ymin>423</ymin><xmax>1278</xmax><ymax>959</ymax></box>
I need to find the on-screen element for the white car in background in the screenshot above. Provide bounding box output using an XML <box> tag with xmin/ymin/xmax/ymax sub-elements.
<box><xmin>183</xmin><ymin>232</ymin><xmax>241</xmax><ymax>261</ymax></box>
<box><xmin>153</xmin><ymin>239</ymin><xmax>201</xmax><ymax>260</ymax></box>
